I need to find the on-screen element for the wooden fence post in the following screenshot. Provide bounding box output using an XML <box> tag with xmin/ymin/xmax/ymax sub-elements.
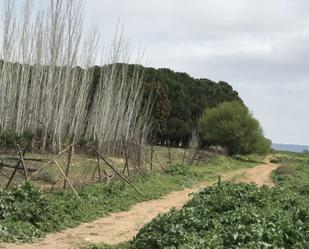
<box><xmin>63</xmin><ymin>145</ymin><xmax>73</xmax><ymax>189</ymax></box>
<box><xmin>6</xmin><ymin>139</ymin><xmax>32</xmax><ymax>189</ymax></box>
<box><xmin>150</xmin><ymin>145</ymin><xmax>153</xmax><ymax>171</ymax></box>
<box><xmin>93</xmin><ymin>148</ymin><xmax>144</xmax><ymax>196</ymax></box>
<box><xmin>17</xmin><ymin>144</ymin><xmax>28</xmax><ymax>180</ymax></box>
<box><xmin>53</xmin><ymin>160</ymin><xmax>80</xmax><ymax>200</ymax></box>
<box><xmin>182</xmin><ymin>149</ymin><xmax>187</xmax><ymax>164</ymax></box>
<box><xmin>168</xmin><ymin>145</ymin><xmax>172</xmax><ymax>164</ymax></box>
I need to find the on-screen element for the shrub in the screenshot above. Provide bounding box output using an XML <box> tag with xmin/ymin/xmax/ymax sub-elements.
<box><xmin>165</xmin><ymin>164</ymin><xmax>201</xmax><ymax>184</ymax></box>
<box><xmin>0</xmin><ymin>182</ymin><xmax>53</xmax><ymax>242</ymax></box>
<box><xmin>133</xmin><ymin>183</ymin><xmax>309</xmax><ymax>249</ymax></box>
<box><xmin>166</xmin><ymin>164</ymin><xmax>193</xmax><ymax>176</ymax></box>
<box><xmin>198</xmin><ymin>101</ymin><xmax>271</xmax><ymax>155</ymax></box>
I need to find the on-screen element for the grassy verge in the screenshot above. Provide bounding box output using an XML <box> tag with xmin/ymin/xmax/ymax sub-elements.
<box><xmin>271</xmin><ymin>151</ymin><xmax>309</xmax><ymax>195</ymax></box>
<box><xmin>0</xmin><ymin>156</ymin><xmax>259</xmax><ymax>243</ymax></box>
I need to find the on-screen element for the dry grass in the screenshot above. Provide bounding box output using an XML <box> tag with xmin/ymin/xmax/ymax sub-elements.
<box><xmin>0</xmin><ymin>146</ymin><xmax>196</xmax><ymax>191</ymax></box>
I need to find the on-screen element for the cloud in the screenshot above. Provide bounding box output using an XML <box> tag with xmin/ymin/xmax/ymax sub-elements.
<box><xmin>85</xmin><ymin>0</ymin><xmax>309</xmax><ymax>145</ymax></box>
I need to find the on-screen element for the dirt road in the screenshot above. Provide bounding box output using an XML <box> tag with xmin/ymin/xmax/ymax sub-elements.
<box><xmin>0</xmin><ymin>159</ymin><xmax>279</xmax><ymax>249</ymax></box>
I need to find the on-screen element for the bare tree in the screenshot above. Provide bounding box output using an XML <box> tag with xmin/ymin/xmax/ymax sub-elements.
<box><xmin>187</xmin><ymin>129</ymin><xmax>200</xmax><ymax>165</ymax></box>
<box><xmin>0</xmin><ymin>0</ymin><xmax>153</xmax><ymax>159</ymax></box>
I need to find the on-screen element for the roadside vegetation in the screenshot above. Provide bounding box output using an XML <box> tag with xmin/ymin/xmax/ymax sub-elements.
<box><xmin>132</xmin><ymin>183</ymin><xmax>308</xmax><ymax>249</ymax></box>
<box><xmin>89</xmin><ymin>152</ymin><xmax>309</xmax><ymax>249</ymax></box>
<box><xmin>88</xmin><ymin>182</ymin><xmax>309</xmax><ymax>248</ymax></box>
<box><xmin>0</xmin><ymin>156</ymin><xmax>258</xmax><ymax>242</ymax></box>
<box><xmin>272</xmin><ymin>151</ymin><xmax>309</xmax><ymax>195</ymax></box>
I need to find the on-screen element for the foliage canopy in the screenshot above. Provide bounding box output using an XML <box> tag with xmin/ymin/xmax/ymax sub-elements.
<box><xmin>199</xmin><ymin>101</ymin><xmax>270</xmax><ymax>154</ymax></box>
<box><xmin>142</xmin><ymin>67</ymin><xmax>242</xmax><ymax>146</ymax></box>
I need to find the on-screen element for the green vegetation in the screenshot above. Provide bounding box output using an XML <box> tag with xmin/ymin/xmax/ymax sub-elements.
<box><xmin>199</xmin><ymin>101</ymin><xmax>270</xmax><ymax>155</ymax></box>
<box><xmin>272</xmin><ymin>151</ymin><xmax>309</xmax><ymax>195</ymax></box>
<box><xmin>0</xmin><ymin>64</ymin><xmax>242</xmax><ymax>151</ymax></box>
<box><xmin>90</xmin><ymin>180</ymin><xmax>309</xmax><ymax>249</ymax></box>
<box><xmin>0</xmin><ymin>157</ymin><xmax>257</xmax><ymax>242</ymax></box>
<box><xmin>90</xmin><ymin>153</ymin><xmax>309</xmax><ymax>249</ymax></box>
<box><xmin>0</xmin><ymin>182</ymin><xmax>48</xmax><ymax>242</ymax></box>
<box><xmin>132</xmin><ymin>183</ymin><xmax>309</xmax><ymax>249</ymax></box>
<box><xmin>142</xmin><ymin>67</ymin><xmax>242</xmax><ymax>146</ymax></box>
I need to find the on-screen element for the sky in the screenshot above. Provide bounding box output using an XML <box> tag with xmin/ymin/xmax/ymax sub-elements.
<box><xmin>7</xmin><ymin>0</ymin><xmax>309</xmax><ymax>145</ymax></box>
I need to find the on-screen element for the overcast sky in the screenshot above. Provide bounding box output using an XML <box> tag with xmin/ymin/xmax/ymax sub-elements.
<box><xmin>12</xmin><ymin>0</ymin><xmax>309</xmax><ymax>145</ymax></box>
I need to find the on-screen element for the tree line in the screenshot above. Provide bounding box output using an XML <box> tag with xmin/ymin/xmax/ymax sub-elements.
<box><xmin>140</xmin><ymin>66</ymin><xmax>242</xmax><ymax>147</ymax></box>
<box><xmin>0</xmin><ymin>61</ymin><xmax>244</xmax><ymax>151</ymax></box>
<box><xmin>0</xmin><ymin>0</ymin><xmax>267</xmax><ymax>155</ymax></box>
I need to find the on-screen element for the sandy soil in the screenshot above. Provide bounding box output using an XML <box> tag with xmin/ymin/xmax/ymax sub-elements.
<box><xmin>0</xmin><ymin>158</ymin><xmax>279</xmax><ymax>249</ymax></box>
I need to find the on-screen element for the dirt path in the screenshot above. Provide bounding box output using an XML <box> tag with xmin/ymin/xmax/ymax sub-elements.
<box><xmin>0</xmin><ymin>159</ymin><xmax>279</xmax><ymax>249</ymax></box>
<box><xmin>221</xmin><ymin>157</ymin><xmax>278</xmax><ymax>187</ymax></box>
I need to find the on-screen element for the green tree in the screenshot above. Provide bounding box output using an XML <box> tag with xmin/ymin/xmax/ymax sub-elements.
<box><xmin>146</xmin><ymin>82</ymin><xmax>170</xmax><ymax>136</ymax></box>
<box><xmin>142</xmin><ymin>67</ymin><xmax>242</xmax><ymax>146</ymax></box>
<box><xmin>199</xmin><ymin>101</ymin><xmax>270</xmax><ymax>154</ymax></box>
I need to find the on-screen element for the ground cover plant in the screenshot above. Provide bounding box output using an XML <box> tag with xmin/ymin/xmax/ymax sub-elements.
<box><xmin>0</xmin><ymin>182</ymin><xmax>49</xmax><ymax>242</ymax></box>
<box><xmin>132</xmin><ymin>183</ymin><xmax>309</xmax><ymax>249</ymax></box>
<box><xmin>0</xmin><ymin>156</ymin><xmax>257</xmax><ymax>242</ymax></box>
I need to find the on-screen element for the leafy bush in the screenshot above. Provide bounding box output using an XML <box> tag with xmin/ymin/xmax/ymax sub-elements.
<box><xmin>198</xmin><ymin>101</ymin><xmax>271</xmax><ymax>155</ymax></box>
<box><xmin>133</xmin><ymin>183</ymin><xmax>309</xmax><ymax>249</ymax></box>
<box><xmin>165</xmin><ymin>164</ymin><xmax>196</xmax><ymax>176</ymax></box>
<box><xmin>0</xmin><ymin>182</ymin><xmax>52</xmax><ymax>242</ymax></box>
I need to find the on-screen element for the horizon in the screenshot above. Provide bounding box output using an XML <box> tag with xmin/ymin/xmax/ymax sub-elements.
<box><xmin>272</xmin><ymin>142</ymin><xmax>309</xmax><ymax>153</ymax></box>
<box><xmin>272</xmin><ymin>142</ymin><xmax>309</xmax><ymax>147</ymax></box>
